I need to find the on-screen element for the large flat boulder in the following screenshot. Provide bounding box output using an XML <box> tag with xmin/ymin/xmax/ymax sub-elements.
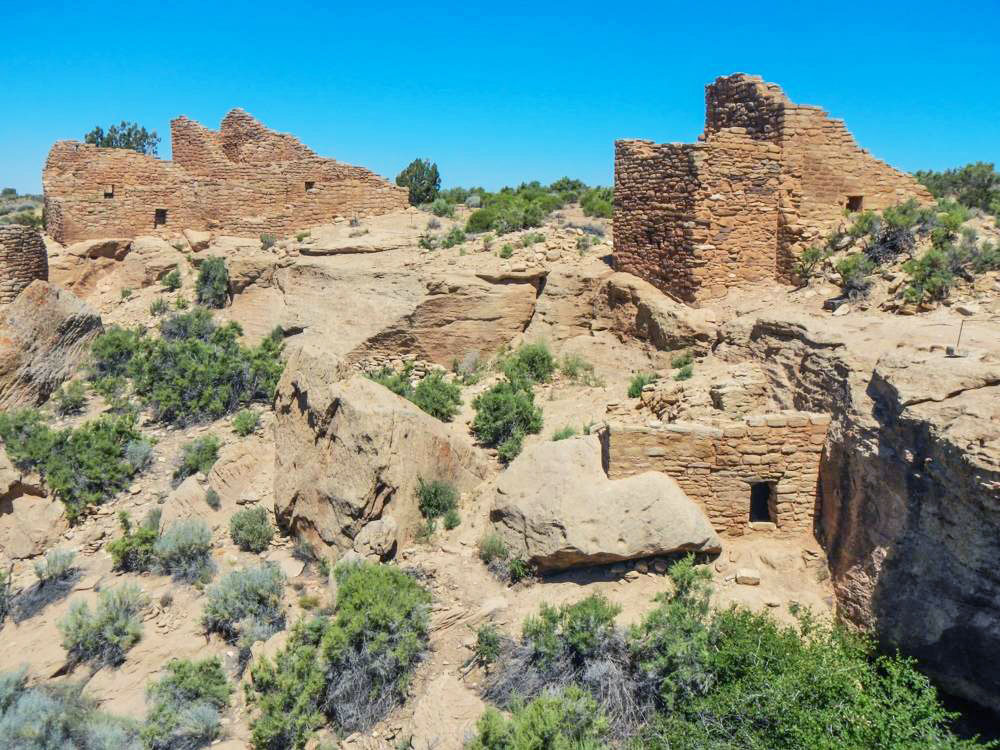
<box><xmin>0</xmin><ymin>280</ymin><xmax>102</xmax><ymax>408</ymax></box>
<box><xmin>0</xmin><ymin>445</ymin><xmax>62</xmax><ymax>559</ymax></box>
<box><xmin>492</xmin><ymin>436</ymin><xmax>721</xmax><ymax>571</ymax></box>
<box><xmin>273</xmin><ymin>346</ymin><xmax>488</xmax><ymax>556</ymax></box>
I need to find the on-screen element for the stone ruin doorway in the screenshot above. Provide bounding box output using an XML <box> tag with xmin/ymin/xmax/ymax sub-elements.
<box><xmin>847</xmin><ymin>195</ymin><xmax>864</xmax><ymax>212</ymax></box>
<box><xmin>154</xmin><ymin>208</ymin><xmax>168</xmax><ymax>228</ymax></box>
<box><xmin>749</xmin><ymin>481</ymin><xmax>776</xmax><ymax>524</ymax></box>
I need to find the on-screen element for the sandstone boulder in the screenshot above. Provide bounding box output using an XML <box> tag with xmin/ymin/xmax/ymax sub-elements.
<box><xmin>182</xmin><ymin>229</ymin><xmax>212</xmax><ymax>252</ymax></box>
<box><xmin>0</xmin><ymin>280</ymin><xmax>102</xmax><ymax>408</ymax></box>
<box><xmin>599</xmin><ymin>272</ymin><xmax>717</xmax><ymax>352</ymax></box>
<box><xmin>492</xmin><ymin>436</ymin><xmax>721</xmax><ymax>571</ymax></box>
<box><xmin>0</xmin><ymin>445</ymin><xmax>63</xmax><ymax>559</ymax></box>
<box><xmin>273</xmin><ymin>347</ymin><xmax>488</xmax><ymax>556</ymax></box>
<box><xmin>120</xmin><ymin>236</ymin><xmax>183</xmax><ymax>287</ymax></box>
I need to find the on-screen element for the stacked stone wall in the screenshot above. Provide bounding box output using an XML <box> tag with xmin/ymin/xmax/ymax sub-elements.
<box><xmin>0</xmin><ymin>226</ymin><xmax>49</xmax><ymax>304</ymax></box>
<box><xmin>43</xmin><ymin>109</ymin><xmax>409</xmax><ymax>244</ymax></box>
<box><xmin>605</xmin><ymin>411</ymin><xmax>830</xmax><ymax>535</ymax></box>
<box><xmin>615</xmin><ymin>74</ymin><xmax>933</xmax><ymax>300</ymax></box>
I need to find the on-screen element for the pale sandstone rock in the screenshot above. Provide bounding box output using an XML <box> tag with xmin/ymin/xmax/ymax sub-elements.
<box><xmin>64</xmin><ymin>238</ymin><xmax>131</xmax><ymax>261</ymax></box>
<box><xmin>182</xmin><ymin>229</ymin><xmax>212</xmax><ymax>252</ymax></box>
<box><xmin>120</xmin><ymin>236</ymin><xmax>183</xmax><ymax>288</ymax></box>
<box><xmin>273</xmin><ymin>347</ymin><xmax>488</xmax><ymax>556</ymax></box>
<box><xmin>0</xmin><ymin>446</ymin><xmax>64</xmax><ymax>559</ymax></box>
<box><xmin>736</xmin><ymin>568</ymin><xmax>761</xmax><ymax>585</ymax></box>
<box><xmin>492</xmin><ymin>436</ymin><xmax>721</xmax><ymax>571</ymax></box>
<box><xmin>353</xmin><ymin>516</ymin><xmax>398</xmax><ymax>560</ymax></box>
<box><xmin>0</xmin><ymin>280</ymin><xmax>102</xmax><ymax>408</ymax></box>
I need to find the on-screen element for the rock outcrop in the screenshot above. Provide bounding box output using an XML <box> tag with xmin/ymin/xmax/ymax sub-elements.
<box><xmin>719</xmin><ymin>313</ymin><xmax>1000</xmax><ymax>713</ymax></box>
<box><xmin>0</xmin><ymin>280</ymin><xmax>102</xmax><ymax>408</ymax></box>
<box><xmin>491</xmin><ymin>436</ymin><xmax>721</xmax><ymax>571</ymax></box>
<box><xmin>273</xmin><ymin>347</ymin><xmax>488</xmax><ymax>556</ymax></box>
<box><xmin>0</xmin><ymin>446</ymin><xmax>63</xmax><ymax>560</ymax></box>
<box><xmin>597</xmin><ymin>272</ymin><xmax>718</xmax><ymax>352</ymax></box>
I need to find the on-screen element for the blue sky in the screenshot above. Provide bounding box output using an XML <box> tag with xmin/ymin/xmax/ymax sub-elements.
<box><xmin>2</xmin><ymin>0</ymin><xmax>998</xmax><ymax>194</ymax></box>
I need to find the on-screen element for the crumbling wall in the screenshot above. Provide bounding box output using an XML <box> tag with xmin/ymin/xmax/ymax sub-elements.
<box><xmin>614</xmin><ymin>73</ymin><xmax>932</xmax><ymax>300</ymax></box>
<box><xmin>0</xmin><ymin>226</ymin><xmax>49</xmax><ymax>304</ymax></box>
<box><xmin>43</xmin><ymin>109</ymin><xmax>409</xmax><ymax>243</ymax></box>
<box><xmin>605</xmin><ymin>411</ymin><xmax>829</xmax><ymax>535</ymax></box>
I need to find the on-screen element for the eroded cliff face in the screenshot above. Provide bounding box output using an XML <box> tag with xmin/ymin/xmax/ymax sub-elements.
<box><xmin>719</xmin><ymin>315</ymin><xmax>1000</xmax><ymax>712</ymax></box>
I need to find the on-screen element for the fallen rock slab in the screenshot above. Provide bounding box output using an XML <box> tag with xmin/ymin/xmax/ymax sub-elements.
<box><xmin>492</xmin><ymin>435</ymin><xmax>721</xmax><ymax>571</ymax></box>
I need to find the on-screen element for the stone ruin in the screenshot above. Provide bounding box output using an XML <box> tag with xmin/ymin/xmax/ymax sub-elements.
<box><xmin>42</xmin><ymin>109</ymin><xmax>410</xmax><ymax>244</ymax></box>
<box><xmin>0</xmin><ymin>225</ymin><xmax>48</xmax><ymax>304</ymax></box>
<box><xmin>614</xmin><ymin>73</ymin><xmax>933</xmax><ymax>302</ymax></box>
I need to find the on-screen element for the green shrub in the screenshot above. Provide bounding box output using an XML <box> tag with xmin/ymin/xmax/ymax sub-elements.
<box><xmin>195</xmin><ymin>257</ymin><xmax>229</xmax><ymax>308</ymax></box>
<box><xmin>429</xmin><ymin>197</ymin><xmax>454</xmax><ymax>217</ymax></box>
<box><xmin>443</xmin><ymin>507</ymin><xmax>461</xmax><ymax>530</ymax></box>
<box><xmin>260</xmin><ymin>233</ymin><xmax>277</xmax><ymax>250</ymax></box>
<box><xmin>205</xmin><ymin>488</ymin><xmax>221</xmax><ymax>510</ymax></box>
<box><xmin>670</xmin><ymin>350</ymin><xmax>693</xmax><ymax>369</ymax></box>
<box><xmin>418</xmin><ymin>232</ymin><xmax>438</xmax><ymax>250</ymax></box>
<box><xmin>521</xmin><ymin>232</ymin><xmax>544</xmax><ymax>247</ymax></box>
<box><xmin>559</xmin><ymin>353</ymin><xmax>602</xmax><ymax>387</ymax></box>
<box><xmin>33</xmin><ymin>549</ymin><xmax>77</xmax><ymax>585</ymax></box>
<box><xmin>162</xmin><ymin>268</ymin><xmax>182</xmax><ymax>291</ymax></box>
<box><xmin>0</xmin><ymin>668</ymin><xmax>143</xmax><ymax>748</ymax></box>
<box><xmin>474</xmin><ymin>623</ymin><xmax>503</xmax><ymax>667</ymax></box>
<box><xmin>441</xmin><ymin>226</ymin><xmax>466</xmax><ymax>248</ymax></box>
<box><xmin>202</xmin><ymin>564</ymin><xmax>286</xmax><ymax>646</ymax></box>
<box><xmin>903</xmin><ymin>248</ymin><xmax>955</xmax><ymax>304</ymax></box>
<box><xmin>834</xmin><ymin>253</ymin><xmax>875</xmax><ymax>296</ymax></box>
<box><xmin>0</xmin><ymin>569</ymin><xmax>11</xmax><ymax>624</ymax></box>
<box><xmin>396</xmin><ymin>159</ymin><xmax>440</xmax><ymax>205</ymax></box>
<box><xmin>369</xmin><ymin>366</ymin><xmax>413</xmax><ymax>398</ymax></box>
<box><xmin>120</xmin><ymin>287</ymin><xmax>133</xmax><ymax>301</ymax></box>
<box><xmin>0</xmin><ymin>410</ymin><xmax>146</xmax><ymax>523</ymax></box>
<box><xmin>468</xmin><ymin>687</ymin><xmax>609</xmax><ymax>750</ymax></box>
<box><xmin>149</xmin><ymin>297</ymin><xmax>169</xmax><ymax>316</ymax></box>
<box><xmin>551</xmin><ymin>425</ymin><xmax>576</xmax><ymax>441</ymax></box>
<box><xmin>175</xmin><ymin>295</ymin><xmax>189</xmax><ymax>310</ymax></box>
<box><xmin>296</xmin><ymin>232</ymin><xmax>310</xmax><ymax>241</ymax></box>
<box><xmin>581</xmin><ymin>186</ymin><xmax>614</xmax><ymax>218</ymax></box>
<box><xmin>249</xmin><ymin>562</ymin><xmax>429</xmax><ymax>747</ymax></box>
<box><xmin>479</xmin><ymin>532</ymin><xmax>509</xmax><ymax>565</ymax></box>
<box><xmin>502</xmin><ymin>342</ymin><xmax>555</xmax><ymax>384</ymax></box>
<box><xmin>233</xmin><ymin>408</ymin><xmax>260</xmax><ymax>436</ymax></box>
<box><xmin>673</xmin><ymin>363</ymin><xmax>693</xmax><ymax>381</ymax></box>
<box><xmin>85</xmin><ymin>121</ymin><xmax>160</xmax><ymax>154</ymax></box>
<box><xmin>108</xmin><ymin>510</ymin><xmax>161</xmax><ymax>573</ymax></box>
<box><xmin>472</xmin><ymin>379</ymin><xmax>543</xmax><ymax>461</ymax></box>
<box><xmin>174</xmin><ymin>435</ymin><xmax>220</xmax><ymax>483</ymax></box>
<box><xmin>142</xmin><ymin>657</ymin><xmax>233</xmax><ymax>750</ymax></box>
<box><xmin>417</xmin><ymin>479</ymin><xmax>458</xmax><ymax>521</ymax></box>
<box><xmin>59</xmin><ymin>583</ymin><xmax>146</xmax><ymax>667</ymax></box>
<box><xmin>627</xmin><ymin>372</ymin><xmax>656</xmax><ymax>398</ymax></box>
<box><xmin>90</xmin><ymin>317</ymin><xmax>284</xmax><ymax>426</ymax></box>
<box><xmin>298</xmin><ymin>594</ymin><xmax>321</xmax><ymax>611</ymax></box>
<box><xmin>52</xmin><ymin>380</ymin><xmax>87</xmax><ymax>416</ymax></box>
<box><xmin>410</xmin><ymin>371</ymin><xmax>462</xmax><ymax>421</ymax></box>
<box><xmin>154</xmin><ymin>519</ymin><xmax>214</xmax><ymax>583</ymax></box>
<box><xmin>499</xmin><ymin>243</ymin><xmax>514</xmax><ymax>259</ymax></box>
<box><xmin>230</xmin><ymin>506</ymin><xmax>275</xmax><ymax>553</ymax></box>
<box><xmin>915</xmin><ymin>162</ymin><xmax>1000</xmax><ymax>215</ymax></box>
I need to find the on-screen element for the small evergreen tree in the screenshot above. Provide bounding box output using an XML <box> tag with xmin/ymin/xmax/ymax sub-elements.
<box><xmin>396</xmin><ymin>159</ymin><xmax>441</xmax><ymax>205</ymax></box>
<box><xmin>84</xmin><ymin>121</ymin><xmax>161</xmax><ymax>155</ymax></box>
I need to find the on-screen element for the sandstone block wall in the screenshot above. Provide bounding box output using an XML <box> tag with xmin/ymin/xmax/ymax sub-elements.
<box><xmin>43</xmin><ymin>109</ymin><xmax>409</xmax><ymax>244</ymax></box>
<box><xmin>0</xmin><ymin>226</ymin><xmax>49</xmax><ymax>304</ymax></box>
<box><xmin>614</xmin><ymin>74</ymin><xmax>933</xmax><ymax>302</ymax></box>
<box><xmin>604</xmin><ymin>411</ymin><xmax>830</xmax><ymax>535</ymax></box>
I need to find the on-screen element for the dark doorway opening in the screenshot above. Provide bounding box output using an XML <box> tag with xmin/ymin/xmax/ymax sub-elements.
<box><xmin>305</xmin><ymin>181</ymin><xmax>315</xmax><ymax>191</ymax></box>
<box><xmin>847</xmin><ymin>195</ymin><xmax>864</xmax><ymax>212</ymax></box>
<box><xmin>104</xmin><ymin>185</ymin><xmax>114</xmax><ymax>199</ymax></box>
<box><xmin>154</xmin><ymin>208</ymin><xmax>167</xmax><ymax>227</ymax></box>
<box><xmin>749</xmin><ymin>481</ymin><xmax>775</xmax><ymax>523</ymax></box>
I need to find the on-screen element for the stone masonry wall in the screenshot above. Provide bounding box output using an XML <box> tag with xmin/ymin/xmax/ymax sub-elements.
<box><xmin>43</xmin><ymin>109</ymin><xmax>409</xmax><ymax>244</ymax></box>
<box><xmin>604</xmin><ymin>411</ymin><xmax>830</xmax><ymax>535</ymax></box>
<box><xmin>0</xmin><ymin>226</ymin><xmax>49</xmax><ymax>304</ymax></box>
<box><xmin>614</xmin><ymin>130</ymin><xmax>781</xmax><ymax>302</ymax></box>
<box><xmin>614</xmin><ymin>74</ymin><xmax>932</xmax><ymax>301</ymax></box>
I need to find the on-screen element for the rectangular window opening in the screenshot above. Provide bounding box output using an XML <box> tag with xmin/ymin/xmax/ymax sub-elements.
<box><xmin>103</xmin><ymin>185</ymin><xmax>114</xmax><ymax>199</ymax></box>
<box><xmin>847</xmin><ymin>195</ymin><xmax>864</xmax><ymax>212</ymax></box>
<box><xmin>749</xmin><ymin>481</ymin><xmax>775</xmax><ymax>524</ymax></box>
<box><xmin>154</xmin><ymin>208</ymin><xmax>168</xmax><ymax>227</ymax></box>
<box><xmin>305</xmin><ymin>181</ymin><xmax>315</xmax><ymax>191</ymax></box>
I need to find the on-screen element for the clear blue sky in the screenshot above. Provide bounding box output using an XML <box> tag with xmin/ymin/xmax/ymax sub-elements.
<box><xmin>2</xmin><ymin>0</ymin><xmax>998</xmax><ymax>194</ymax></box>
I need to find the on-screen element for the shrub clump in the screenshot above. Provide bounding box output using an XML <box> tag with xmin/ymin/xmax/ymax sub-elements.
<box><xmin>59</xmin><ymin>583</ymin><xmax>146</xmax><ymax>668</ymax></box>
<box><xmin>142</xmin><ymin>657</ymin><xmax>233</xmax><ymax>750</ymax></box>
<box><xmin>0</xmin><ymin>409</ymin><xmax>147</xmax><ymax>523</ymax></box>
<box><xmin>174</xmin><ymin>435</ymin><xmax>221</xmax><ymax>484</ymax></box>
<box><xmin>502</xmin><ymin>342</ymin><xmax>555</xmax><ymax>384</ymax></box>
<box><xmin>195</xmin><ymin>257</ymin><xmax>229</xmax><ymax>308</ymax></box>
<box><xmin>202</xmin><ymin>564</ymin><xmax>286</xmax><ymax>650</ymax></box>
<box><xmin>229</xmin><ymin>506</ymin><xmax>275</xmax><ymax>553</ymax></box>
<box><xmin>416</xmin><ymin>478</ymin><xmax>459</xmax><ymax>532</ymax></box>
<box><xmin>108</xmin><ymin>509</ymin><xmax>161</xmax><ymax>573</ymax></box>
<box><xmin>232</xmin><ymin>408</ymin><xmax>260</xmax><ymax>436</ymax></box>
<box><xmin>154</xmin><ymin>519</ymin><xmax>215</xmax><ymax>583</ymax></box>
<box><xmin>627</xmin><ymin>372</ymin><xmax>657</xmax><ymax>398</ymax></box>
<box><xmin>396</xmin><ymin>159</ymin><xmax>440</xmax><ymax>205</ymax></box>
<box><xmin>471</xmin><ymin>379</ymin><xmax>543</xmax><ymax>462</ymax></box>
<box><xmin>0</xmin><ymin>668</ymin><xmax>143</xmax><ymax>748</ymax></box>
<box><xmin>52</xmin><ymin>380</ymin><xmax>88</xmax><ymax>416</ymax></box>
<box><xmin>90</xmin><ymin>314</ymin><xmax>284</xmax><ymax>426</ymax></box>
<box><xmin>369</xmin><ymin>367</ymin><xmax>462</xmax><ymax>423</ymax></box>
<box><xmin>467</xmin><ymin>687</ymin><xmax>610</xmax><ymax>750</ymax></box>
<box><xmin>248</xmin><ymin>562</ymin><xmax>430</xmax><ymax>748</ymax></box>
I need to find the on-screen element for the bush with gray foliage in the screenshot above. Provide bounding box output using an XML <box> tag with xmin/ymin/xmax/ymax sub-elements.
<box><xmin>58</xmin><ymin>583</ymin><xmax>146</xmax><ymax>668</ymax></box>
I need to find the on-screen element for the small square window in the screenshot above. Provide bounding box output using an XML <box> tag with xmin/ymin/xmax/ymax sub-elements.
<box><xmin>305</xmin><ymin>181</ymin><xmax>315</xmax><ymax>191</ymax></box>
<box><xmin>103</xmin><ymin>185</ymin><xmax>114</xmax><ymax>199</ymax></box>
<box><xmin>846</xmin><ymin>195</ymin><xmax>864</xmax><ymax>212</ymax></box>
<box><xmin>154</xmin><ymin>208</ymin><xmax>168</xmax><ymax>227</ymax></box>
